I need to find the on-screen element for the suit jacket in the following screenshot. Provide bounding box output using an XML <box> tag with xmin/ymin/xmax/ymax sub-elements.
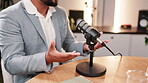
<box><xmin>0</xmin><ymin>1</ymin><xmax>84</xmax><ymax>83</ymax></box>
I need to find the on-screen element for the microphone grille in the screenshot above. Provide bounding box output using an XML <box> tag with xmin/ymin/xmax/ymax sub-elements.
<box><xmin>76</xmin><ymin>19</ymin><xmax>83</xmax><ymax>27</ymax></box>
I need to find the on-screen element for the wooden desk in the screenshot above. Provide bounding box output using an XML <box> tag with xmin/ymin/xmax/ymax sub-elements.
<box><xmin>26</xmin><ymin>56</ymin><xmax>148</xmax><ymax>83</ymax></box>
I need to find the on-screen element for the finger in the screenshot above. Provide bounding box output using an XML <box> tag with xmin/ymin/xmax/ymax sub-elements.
<box><xmin>94</xmin><ymin>42</ymin><xmax>104</xmax><ymax>50</ymax></box>
<box><xmin>58</xmin><ymin>52</ymin><xmax>80</xmax><ymax>62</ymax></box>
<box><xmin>85</xmin><ymin>47</ymin><xmax>90</xmax><ymax>51</ymax></box>
<box><xmin>72</xmin><ymin>50</ymin><xmax>76</xmax><ymax>53</ymax></box>
<box><xmin>67</xmin><ymin>52</ymin><xmax>80</xmax><ymax>57</ymax></box>
<box><xmin>95</xmin><ymin>40</ymin><xmax>109</xmax><ymax>48</ymax></box>
<box><xmin>103</xmin><ymin>40</ymin><xmax>109</xmax><ymax>43</ymax></box>
<box><xmin>67</xmin><ymin>53</ymin><xmax>80</xmax><ymax>60</ymax></box>
<box><xmin>100</xmin><ymin>31</ymin><xmax>103</xmax><ymax>36</ymax></box>
<box><xmin>84</xmin><ymin>44</ymin><xmax>90</xmax><ymax>51</ymax></box>
<box><xmin>49</xmin><ymin>41</ymin><xmax>56</xmax><ymax>50</ymax></box>
<box><xmin>61</xmin><ymin>52</ymin><xmax>80</xmax><ymax>59</ymax></box>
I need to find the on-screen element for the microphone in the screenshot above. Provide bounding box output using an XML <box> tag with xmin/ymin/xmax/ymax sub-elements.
<box><xmin>76</xmin><ymin>19</ymin><xmax>123</xmax><ymax>78</ymax></box>
<box><xmin>76</xmin><ymin>19</ymin><xmax>104</xmax><ymax>44</ymax></box>
<box><xmin>76</xmin><ymin>18</ymin><xmax>116</xmax><ymax>56</ymax></box>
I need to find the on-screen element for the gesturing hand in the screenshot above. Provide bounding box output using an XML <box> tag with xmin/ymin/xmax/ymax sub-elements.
<box><xmin>45</xmin><ymin>41</ymin><xmax>80</xmax><ymax>64</ymax></box>
<box><xmin>83</xmin><ymin>32</ymin><xmax>109</xmax><ymax>51</ymax></box>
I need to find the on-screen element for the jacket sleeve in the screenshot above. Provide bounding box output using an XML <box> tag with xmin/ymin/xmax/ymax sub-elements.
<box><xmin>0</xmin><ymin>11</ymin><xmax>50</xmax><ymax>75</ymax></box>
<box><xmin>60</xmin><ymin>10</ymin><xmax>86</xmax><ymax>55</ymax></box>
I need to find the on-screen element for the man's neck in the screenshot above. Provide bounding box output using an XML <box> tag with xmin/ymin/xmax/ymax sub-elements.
<box><xmin>31</xmin><ymin>0</ymin><xmax>49</xmax><ymax>17</ymax></box>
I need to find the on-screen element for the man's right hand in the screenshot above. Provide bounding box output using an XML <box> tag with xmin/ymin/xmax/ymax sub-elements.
<box><xmin>45</xmin><ymin>41</ymin><xmax>80</xmax><ymax>64</ymax></box>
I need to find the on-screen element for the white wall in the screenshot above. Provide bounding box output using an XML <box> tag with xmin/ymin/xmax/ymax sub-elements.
<box><xmin>97</xmin><ymin>0</ymin><xmax>148</xmax><ymax>27</ymax></box>
<box><xmin>59</xmin><ymin>0</ymin><xmax>86</xmax><ymax>15</ymax></box>
<box><xmin>103</xmin><ymin>0</ymin><xmax>115</xmax><ymax>27</ymax></box>
<box><xmin>58</xmin><ymin>0</ymin><xmax>93</xmax><ymax>25</ymax></box>
<box><xmin>119</xmin><ymin>0</ymin><xmax>148</xmax><ymax>27</ymax></box>
<box><xmin>95</xmin><ymin>0</ymin><xmax>115</xmax><ymax>27</ymax></box>
<box><xmin>5</xmin><ymin>0</ymin><xmax>147</xmax><ymax>28</ymax></box>
<box><xmin>58</xmin><ymin>0</ymin><xmax>115</xmax><ymax>27</ymax></box>
<box><xmin>96</xmin><ymin>0</ymin><xmax>104</xmax><ymax>26</ymax></box>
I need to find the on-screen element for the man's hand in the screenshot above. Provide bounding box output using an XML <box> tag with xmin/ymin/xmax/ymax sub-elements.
<box><xmin>83</xmin><ymin>40</ymin><xmax>109</xmax><ymax>51</ymax></box>
<box><xmin>83</xmin><ymin>32</ymin><xmax>109</xmax><ymax>51</ymax></box>
<box><xmin>45</xmin><ymin>41</ymin><xmax>80</xmax><ymax>64</ymax></box>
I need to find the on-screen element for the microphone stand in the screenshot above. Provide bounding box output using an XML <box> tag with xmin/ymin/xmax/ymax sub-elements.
<box><xmin>75</xmin><ymin>19</ymin><xmax>123</xmax><ymax>77</ymax></box>
<box><xmin>76</xmin><ymin>33</ymin><xmax>106</xmax><ymax>77</ymax></box>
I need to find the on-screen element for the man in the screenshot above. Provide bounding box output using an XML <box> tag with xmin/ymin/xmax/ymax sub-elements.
<box><xmin>0</xmin><ymin>0</ymin><xmax>108</xmax><ymax>83</ymax></box>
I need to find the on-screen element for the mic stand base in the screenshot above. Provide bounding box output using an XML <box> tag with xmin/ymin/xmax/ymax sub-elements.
<box><xmin>76</xmin><ymin>62</ymin><xmax>106</xmax><ymax>77</ymax></box>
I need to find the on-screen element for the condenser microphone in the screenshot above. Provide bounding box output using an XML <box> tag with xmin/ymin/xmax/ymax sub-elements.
<box><xmin>75</xmin><ymin>19</ymin><xmax>123</xmax><ymax>77</ymax></box>
<box><xmin>76</xmin><ymin>18</ymin><xmax>116</xmax><ymax>55</ymax></box>
<box><xmin>76</xmin><ymin>19</ymin><xmax>104</xmax><ymax>44</ymax></box>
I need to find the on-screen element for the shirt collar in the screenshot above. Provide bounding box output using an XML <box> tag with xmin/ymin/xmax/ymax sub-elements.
<box><xmin>23</xmin><ymin>0</ymin><xmax>56</xmax><ymax>17</ymax></box>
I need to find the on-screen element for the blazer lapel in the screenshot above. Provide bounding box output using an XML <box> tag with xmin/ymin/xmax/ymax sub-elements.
<box><xmin>22</xmin><ymin>1</ymin><xmax>60</xmax><ymax>50</ymax></box>
<box><xmin>26</xmin><ymin>14</ymin><xmax>47</xmax><ymax>45</ymax></box>
<box><xmin>52</xmin><ymin>12</ymin><xmax>61</xmax><ymax>51</ymax></box>
<box><xmin>21</xmin><ymin>1</ymin><xmax>47</xmax><ymax>45</ymax></box>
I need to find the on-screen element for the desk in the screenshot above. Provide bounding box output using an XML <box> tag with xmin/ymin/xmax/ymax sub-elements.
<box><xmin>26</xmin><ymin>56</ymin><xmax>148</xmax><ymax>83</ymax></box>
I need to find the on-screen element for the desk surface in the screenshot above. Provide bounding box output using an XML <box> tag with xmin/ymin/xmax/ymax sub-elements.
<box><xmin>26</xmin><ymin>56</ymin><xmax>148</xmax><ymax>83</ymax></box>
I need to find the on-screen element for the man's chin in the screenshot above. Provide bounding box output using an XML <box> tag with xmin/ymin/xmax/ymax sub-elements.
<box><xmin>40</xmin><ymin>0</ymin><xmax>58</xmax><ymax>7</ymax></box>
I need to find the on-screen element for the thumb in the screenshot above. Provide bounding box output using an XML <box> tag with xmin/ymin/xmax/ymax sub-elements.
<box><xmin>49</xmin><ymin>41</ymin><xmax>56</xmax><ymax>50</ymax></box>
<box><xmin>100</xmin><ymin>31</ymin><xmax>103</xmax><ymax>36</ymax></box>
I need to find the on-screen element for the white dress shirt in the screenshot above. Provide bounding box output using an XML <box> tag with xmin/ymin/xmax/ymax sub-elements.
<box><xmin>23</xmin><ymin>0</ymin><xmax>59</xmax><ymax>71</ymax></box>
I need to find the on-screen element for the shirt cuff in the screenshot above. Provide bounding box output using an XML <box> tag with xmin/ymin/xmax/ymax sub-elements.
<box><xmin>45</xmin><ymin>63</ymin><xmax>53</xmax><ymax>73</ymax></box>
<box><xmin>42</xmin><ymin>52</ymin><xmax>53</xmax><ymax>73</ymax></box>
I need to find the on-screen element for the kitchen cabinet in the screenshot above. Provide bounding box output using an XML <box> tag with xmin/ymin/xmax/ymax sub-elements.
<box><xmin>73</xmin><ymin>33</ymin><xmax>148</xmax><ymax>60</ymax></box>
<box><xmin>73</xmin><ymin>33</ymin><xmax>131</xmax><ymax>60</ymax></box>
<box><xmin>94</xmin><ymin>34</ymin><xmax>131</xmax><ymax>57</ymax></box>
<box><xmin>129</xmin><ymin>34</ymin><xmax>148</xmax><ymax>57</ymax></box>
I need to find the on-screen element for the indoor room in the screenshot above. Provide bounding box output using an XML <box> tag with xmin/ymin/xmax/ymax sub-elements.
<box><xmin>0</xmin><ymin>0</ymin><xmax>148</xmax><ymax>83</ymax></box>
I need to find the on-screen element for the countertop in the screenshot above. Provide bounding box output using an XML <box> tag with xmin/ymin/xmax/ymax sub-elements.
<box><xmin>72</xmin><ymin>26</ymin><xmax>148</xmax><ymax>34</ymax></box>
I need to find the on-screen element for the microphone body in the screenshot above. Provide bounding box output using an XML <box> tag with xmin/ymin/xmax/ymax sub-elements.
<box><xmin>76</xmin><ymin>19</ymin><xmax>116</xmax><ymax>55</ymax></box>
<box><xmin>76</xmin><ymin>19</ymin><xmax>103</xmax><ymax>44</ymax></box>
